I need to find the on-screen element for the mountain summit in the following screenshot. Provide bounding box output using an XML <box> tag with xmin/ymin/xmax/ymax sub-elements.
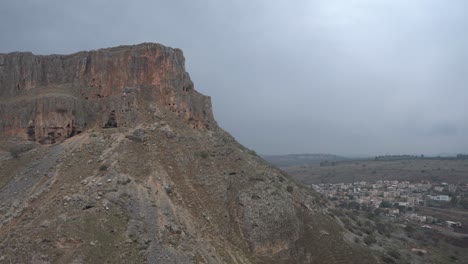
<box><xmin>0</xmin><ymin>43</ymin><xmax>377</xmax><ymax>263</ymax></box>
<box><xmin>0</xmin><ymin>43</ymin><xmax>214</xmax><ymax>143</ymax></box>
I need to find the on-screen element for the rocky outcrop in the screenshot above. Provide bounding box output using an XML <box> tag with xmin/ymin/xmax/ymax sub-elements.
<box><xmin>0</xmin><ymin>43</ymin><xmax>215</xmax><ymax>143</ymax></box>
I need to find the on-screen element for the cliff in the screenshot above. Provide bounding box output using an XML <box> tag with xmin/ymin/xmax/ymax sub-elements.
<box><xmin>0</xmin><ymin>43</ymin><xmax>215</xmax><ymax>143</ymax></box>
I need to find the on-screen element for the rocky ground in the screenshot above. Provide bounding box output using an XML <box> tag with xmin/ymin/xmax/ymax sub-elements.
<box><xmin>0</xmin><ymin>115</ymin><xmax>381</xmax><ymax>263</ymax></box>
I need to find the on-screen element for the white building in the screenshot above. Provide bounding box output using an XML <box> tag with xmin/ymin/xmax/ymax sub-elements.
<box><xmin>430</xmin><ymin>195</ymin><xmax>451</xmax><ymax>202</ymax></box>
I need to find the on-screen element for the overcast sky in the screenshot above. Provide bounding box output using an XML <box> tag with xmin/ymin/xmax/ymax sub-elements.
<box><xmin>1</xmin><ymin>0</ymin><xmax>467</xmax><ymax>156</ymax></box>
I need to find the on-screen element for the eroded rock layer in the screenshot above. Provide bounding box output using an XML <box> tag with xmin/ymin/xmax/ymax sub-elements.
<box><xmin>0</xmin><ymin>43</ymin><xmax>215</xmax><ymax>143</ymax></box>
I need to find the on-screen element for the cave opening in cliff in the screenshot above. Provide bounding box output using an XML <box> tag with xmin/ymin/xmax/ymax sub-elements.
<box><xmin>104</xmin><ymin>110</ymin><xmax>118</xmax><ymax>128</ymax></box>
<box><xmin>27</xmin><ymin>126</ymin><xmax>35</xmax><ymax>141</ymax></box>
<box><xmin>69</xmin><ymin>127</ymin><xmax>81</xmax><ymax>137</ymax></box>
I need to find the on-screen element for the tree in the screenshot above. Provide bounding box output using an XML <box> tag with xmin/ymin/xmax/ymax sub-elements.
<box><xmin>348</xmin><ymin>201</ymin><xmax>360</xmax><ymax>210</ymax></box>
<box><xmin>460</xmin><ymin>198</ymin><xmax>468</xmax><ymax>209</ymax></box>
<box><xmin>380</xmin><ymin>201</ymin><xmax>392</xmax><ymax>208</ymax></box>
<box><xmin>451</xmin><ymin>195</ymin><xmax>458</xmax><ymax>207</ymax></box>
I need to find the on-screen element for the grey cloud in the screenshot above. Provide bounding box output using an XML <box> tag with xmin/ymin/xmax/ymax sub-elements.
<box><xmin>430</xmin><ymin>123</ymin><xmax>458</xmax><ymax>136</ymax></box>
<box><xmin>1</xmin><ymin>0</ymin><xmax>467</xmax><ymax>156</ymax></box>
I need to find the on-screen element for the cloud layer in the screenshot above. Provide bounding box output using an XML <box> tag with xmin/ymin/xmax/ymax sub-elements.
<box><xmin>1</xmin><ymin>0</ymin><xmax>467</xmax><ymax>155</ymax></box>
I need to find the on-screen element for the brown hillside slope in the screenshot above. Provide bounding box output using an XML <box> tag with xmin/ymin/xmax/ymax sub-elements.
<box><xmin>0</xmin><ymin>43</ymin><xmax>379</xmax><ymax>263</ymax></box>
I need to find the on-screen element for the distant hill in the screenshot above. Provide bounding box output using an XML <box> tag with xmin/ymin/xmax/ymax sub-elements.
<box><xmin>262</xmin><ymin>153</ymin><xmax>347</xmax><ymax>167</ymax></box>
<box><xmin>284</xmin><ymin>158</ymin><xmax>468</xmax><ymax>185</ymax></box>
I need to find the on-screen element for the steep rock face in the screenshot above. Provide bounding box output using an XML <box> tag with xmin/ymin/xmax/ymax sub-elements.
<box><xmin>0</xmin><ymin>44</ymin><xmax>378</xmax><ymax>264</ymax></box>
<box><xmin>0</xmin><ymin>43</ymin><xmax>215</xmax><ymax>143</ymax></box>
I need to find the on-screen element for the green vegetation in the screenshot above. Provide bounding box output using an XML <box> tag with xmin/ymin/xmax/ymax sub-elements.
<box><xmin>387</xmin><ymin>249</ymin><xmax>401</xmax><ymax>260</ymax></box>
<box><xmin>198</xmin><ymin>151</ymin><xmax>209</xmax><ymax>158</ymax></box>
<box><xmin>363</xmin><ymin>234</ymin><xmax>376</xmax><ymax>245</ymax></box>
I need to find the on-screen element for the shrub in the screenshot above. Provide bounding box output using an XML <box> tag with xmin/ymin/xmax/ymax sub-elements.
<box><xmin>99</xmin><ymin>164</ymin><xmax>108</xmax><ymax>171</ymax></box>
<box><xmin>341</xmin><ymin>218</ymin><xmax>351</xmax><ymax>227</ymax></box>
<box><xmin>380</xmin><ymin>201</ymin><xmax>393</xmax><ymax>208</ymax></box>
<box><xmin>331</xmin><ymin>209</ymin><xmax>344</xmax><ymax>217</ymax></box>
<box><xmin>199</xmin><ymin>151</ymin><xmax>209</xmax><ymax>159</ymax></box>
<box><xmin>404</xmin><ymin>224</ymin><xmax>415</xmax><ymax>234</ymax></box>
<box><xmin>8</xmin><ymin>143</ymin><xmax>34</xmax><ymax>158</ymax></box>
<box><xmin>366</xmin><ymin>212</ymin><xmax>376</xmax><ymax>219</ymax></box>
<box><xmin>381</xmin><ymin>255</ymin><xmax>396</xmax><ymax>263</ymax></box>
<box><xmin>362</xmin><ymin>226</ymin><xmax>375</xmax><ymax>235</ymax></box>
<box><xmin>388</xmin><ymin>249</ymin><xmax>401</xmax><ymax>259</ymax></box>
<box><xmin>377</xmin><ymin>222</ymin><xmax>391</xmax><ymax>235</ymax></box>
<box><xmin>9</xmin><ymin>147</ymin><xmax>20</xmax><ymax>158</ymax></box>
<box><xmin>364</xmin><ymin>235</ymin><xmax>377</xmax><ymax>245</ymax></box>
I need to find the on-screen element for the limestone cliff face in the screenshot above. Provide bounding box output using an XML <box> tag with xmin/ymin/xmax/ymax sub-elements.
<box><xmin>0</xmin><ymin>43</ymin><xmax>215</xmax><ymax>143</ymax></box>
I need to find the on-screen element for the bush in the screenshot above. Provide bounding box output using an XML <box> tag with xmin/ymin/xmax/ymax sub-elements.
<box><xmin>348</xmin><ymin>201</ymin><xmax>360</xmax><ymax>210</ymax></box>
<box><xmin>362</xmin><ymin>226</ymin><xmax>375</xmax><ymax>235</ymax></box>
<box><xmin>404</xmin><ymin>224</ymin><xmax>415</xmax><ymax>234</ymax></box>
<box><xmin>99</xmin><ymin>164</ymin><xmax>108</xmax><ymax>171</ymax></box>
<box><xmin>377</xmin><ymin>222</ymin><xmax>392</xmax><ymax>235</ymax></box>
<box><xmin>331</xmin><ymin>208</ymin><xmax>344</xmax><ymax>217</ymax></box>
<box><xmin>366</xmin><ymin>212</ymin><xmax>376</xmax><ymax>219</ymax></box>
<box><xmin>460</xmin><ymin>198</ymin><xmax>468</xmax><ymax>209</ymax></box>
<box><xmin>364</xmin><ymin>235</ymin><xmax>377</xmax><ymax>245</ymax></box>
<box><xmin>380</xmin><ymin>201</ymin><xmax>393</xmax><ymax>208</ymax></box>
<box><xmin>8</xmin><ymin>143</ymin><xmax>34</xmax><ymax>158</ymax></box>
<box><xmin>341</xmin><ymin>218</ymin><xmax>351</xmax><ymax>227</ymax></box>
<box><xmin>286</xmin><ymin>185</ymin><xmax>294</xmax><ymax>193</ymax></box>
<box><xmin>199</xmin><ymin>151</ymin><xmax>209</xmax><ymax>158</ymax></box>
<box><xmin>388</xmin><ymin>249</ymin><xmax>401</xmax><ymax>259</ymax></box>
<box><xmin>9</xmin><ymin>147</ymin><xmax>20</xmax><ymax>158</ymax></box>
<box><xmin>381</xmin><ymin>255</ymin><xmax>396</xmax><ymax>263</ymax></box>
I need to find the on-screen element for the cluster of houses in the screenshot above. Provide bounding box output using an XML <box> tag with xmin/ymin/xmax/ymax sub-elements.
<box><xmin>312</xmin><ymin>180</ymin><xmax>466</xmax><ymax>227</ymax></box>
<box><xmin>315</xmin><ymin>181</ymin><xmax>442</xmax><ymax>207</ymax></box>
<box><xmin>312</xmin><ymin>180</ymin><xmax>463</xmax><ymax>207</ymax></box>
<box><xmin>312</xmin><ymin>180</ymin><xmax>468</xmax><ymax>229</ymax></box>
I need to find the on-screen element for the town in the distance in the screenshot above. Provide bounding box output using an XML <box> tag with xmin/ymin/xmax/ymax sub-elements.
<box><xmin>264</xmin><ymin>153</ymin><xmax>468</xmax><ymax>261</ymax></box>
<box><xmin>312</xmin><ymin>179</ymin><xmax>466</xmax><ymax>229</ymax></box>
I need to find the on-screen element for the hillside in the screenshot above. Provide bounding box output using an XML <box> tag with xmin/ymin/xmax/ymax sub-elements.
<box><xmin>262</xmin><ymin>154</ymin><xmax>347</xmax><ymax>167</ymax></box>
<box><xmin>0</xmin><ymin>44</ymin><xmax>378</xmax><ymax>264</ymax></box>
<box><xmin>283</xmin><ymin>159</ymin><xmax>468</xmax><ymax>185</ymax></box>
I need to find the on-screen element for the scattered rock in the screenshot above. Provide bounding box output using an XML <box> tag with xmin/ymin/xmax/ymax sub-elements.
<box><xmin>40</xmin><ymin>220</ymin><xmax>51</xmax><ymax>228</ymax></box>
<box><xmin>126</xmin><ymin>128</ymin><xmax>147</xmax><ymax>142</ymax></box>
